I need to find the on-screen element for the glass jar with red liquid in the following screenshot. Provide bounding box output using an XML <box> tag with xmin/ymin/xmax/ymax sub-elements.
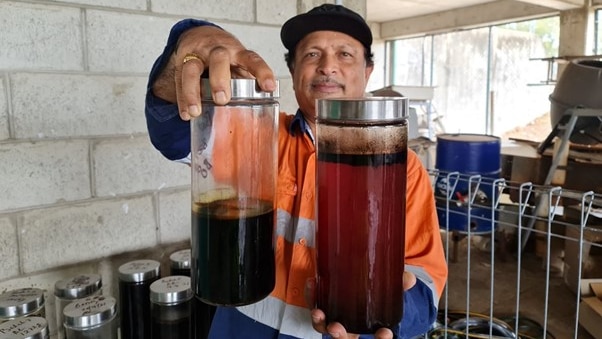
<box><xmin>315</xmin><ymin>97</ymin><xmax>408</xmax><ymax>333</ymax></box>
<box><xmin>191</xmin><ymin>79</ymin><xmax>279</xmax><ymax>306</ymax></box>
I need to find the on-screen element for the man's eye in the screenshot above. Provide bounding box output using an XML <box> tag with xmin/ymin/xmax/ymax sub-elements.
<box><xmin>306</xmin><ymin>52</ymin><xmax>318</xmax><ymax>58</ymax></box>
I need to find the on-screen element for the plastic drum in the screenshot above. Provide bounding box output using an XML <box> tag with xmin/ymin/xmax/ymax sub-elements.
<box><xmin>435</xmin><ymin>133</ymin><xmax>501</xmax><ymax>234</ymax></box>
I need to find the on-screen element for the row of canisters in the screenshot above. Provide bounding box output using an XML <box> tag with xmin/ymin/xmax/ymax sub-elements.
<box><xmin>0</xmin><ymin>249</ymin><xmax>215</xmax><ymax>339</ymax></box>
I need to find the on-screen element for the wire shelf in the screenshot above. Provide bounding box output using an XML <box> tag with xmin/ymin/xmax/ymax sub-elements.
<box><xmin>426</xmin><ymin>169</ymin><xmax>602</xmax><ymax>339</ymax></box>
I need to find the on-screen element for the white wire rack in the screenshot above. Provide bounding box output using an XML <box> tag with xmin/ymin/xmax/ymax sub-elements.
<box><xmin>424</xmin><ymin>169</ymin><xmax>602</xmax><ymax>339</ymax></box>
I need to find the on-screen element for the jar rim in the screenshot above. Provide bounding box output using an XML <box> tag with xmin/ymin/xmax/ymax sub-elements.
<box><xmin>63</xmin><ymin>295</ymin><xmax>117</xmax><ymax>328</ymax></box>
<box><xmin>0</xmin><ymin>317</ymin><xmax>48</xmax><ymax>338</ymax></box>
<box><xmin>0</xmin><ymin>288</ymin><xmax>45</xmax><ymax>318</ymax></box>
<box><xmin>316</xmin><ymin>97</ymin><xmax>408</xmax><ymax>122</ymax></box>
<box><xmin>54</xmin><ymin>274</ymin><xmax>103</xmax><ymax>299</ymax></box>
<box><xmin>201</xmin><ymin>79</ymin><xmax>279</xmax><ymax>100</ymax></box>
<box><xmin>118</xmin><ymin>260</ymin><xmax>160</xmax><ymax>282</ymax></box>
<box><xmin>169</xmin><ymin>249</ymin><xmax>191</xmax><ymax>270</ymax></box>
<box><xmin>150</xmin><ymin>276</ymin><xmax>194</xmax><ymax>305</ymax></box>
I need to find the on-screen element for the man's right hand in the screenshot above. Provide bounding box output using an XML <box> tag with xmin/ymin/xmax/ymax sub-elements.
<box><xmin>152</xmin><ymin>25</ymin><xmax>276</xmax><ymax>121</ymax></box>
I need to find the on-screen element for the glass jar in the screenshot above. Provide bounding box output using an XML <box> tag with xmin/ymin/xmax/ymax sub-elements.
<box><xmin>118</xmin><ymin>259</ymin><xmax>160</xmax><ymax>339</ymax></box>
<box><xmin>0</xmin><ymin>288</ymin><xmax>45</xmax><ymax>323</ymax></box>
<box><xmin>315</xmin><ymin>97</ymin><xmax>408</xmax><ymax>333</ymax></box>
<box><xmin>54</xmin><ymin>274</ymin><xmax>102</xmax><ymax>339</ymax></box>
<box><xmin>191</xmin><ymin>78</ymin><xmax>279</xmax><ymax>306</ymax></box>
<box><xmin>63</xmin><ymin>295</ymin><xmax>117</xmax><ymax>339</ymax></box>
<box><xmin>169</xmin><ymin>249</ymin><xmax>191</xmax><ymax>277</ymax></box>
<box><xmin>191</xmin><ymin>296</ymin><xmax>215</xmax><ymax>339</ymax></box>
<box><xmin>0</xmin><ymin>317</ymin><xmax>49</xmax><ymax>339</ymax></box>
<box><xmin>168</xmin><ymin>248</ymin><xmax>215</xmax><ymax>339</ymax></box>
<box><xmin>150</xmin><ymin>276</ymin><xmax>193</xmax><ymax>339</ymax></box>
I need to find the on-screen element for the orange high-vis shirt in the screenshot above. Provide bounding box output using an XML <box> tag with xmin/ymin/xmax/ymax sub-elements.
<box><xmin>206</xmin><ymin>111</ymin><xmax>447</xmax><ymax>338</ymax></box>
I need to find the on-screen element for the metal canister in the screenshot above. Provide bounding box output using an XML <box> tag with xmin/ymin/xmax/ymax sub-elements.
<box><xmin>118</xmin><ymin>259</ymin><xmax>160</xmax><ymax>339</ymax></box>
<box><xmin>0</xmin><ymin>317</ymin><xmax>49</xmax><ymax>339</ymax></box>
<box><xmin>192</xmin><ymin>79</ymin><xmax>279</xmax><ymax>306</ymax></box>
<box><xmin>63</xmin><ymin>295</ymin><xmax>117</xmax><ymax>339</ymax></box>
<box><xmin>0</xmin><ymin>288</ymin><xmax>45</xmax><ymax>323</ymax></box>
<box><xmin>150</xmin><ymin>276</ymin><xmax>193</xmax><ymax>339</ymax></box>
<box><xmin>168</xmin><ymin>248</ymin><xmax>216</xmax><ymax>339</ymax></box>
<box><xmin>54</xmin><ymin>274</ymin><xmax>102</xmax><ymax>339</ymax></box>
<box><xmin>169</xmin><ymin>249</ymin><xmax>191</xmax><ymax>277</ymax></box>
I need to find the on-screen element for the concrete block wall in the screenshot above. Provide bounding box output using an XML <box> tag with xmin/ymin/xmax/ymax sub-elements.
<box><xmin>0</xmin><ymin>0</ymin><xmax>373</xmax><ymax>336</ymax></box>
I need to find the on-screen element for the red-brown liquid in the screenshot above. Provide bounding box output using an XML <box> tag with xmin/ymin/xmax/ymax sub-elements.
<box><xmin>316</xmin><ymin>151</ymin><xmax>407</xmax><ymax>333</ymax></box>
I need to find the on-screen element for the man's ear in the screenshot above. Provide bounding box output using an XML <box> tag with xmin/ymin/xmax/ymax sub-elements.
<box><xmin>289</xmin><ymin>67</ymin><xmax>296</xmax><ymax>91</ymax></box>
<box><xmin>365</xmin><ymin>64</ymin><xmax>374</xmax><ymax>82</ymax></box>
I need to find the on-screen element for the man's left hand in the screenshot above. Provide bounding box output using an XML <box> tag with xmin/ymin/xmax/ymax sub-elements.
<box><xmin>309</xmin><ymin>271</ymin><xmax>417</xmax><ymax>338</ymax></box>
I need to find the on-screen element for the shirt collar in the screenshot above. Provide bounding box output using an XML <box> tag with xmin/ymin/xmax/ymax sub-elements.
<box><xmin>289</xmin><ymin>109</ymin><xmax>315</xmax><ymax>144</ymax></box>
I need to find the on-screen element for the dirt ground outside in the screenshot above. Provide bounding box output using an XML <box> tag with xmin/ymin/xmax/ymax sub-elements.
<box><xmin>501</xmin><ymin>112</ymin><xmax>553</xmax><ymax>143</ymax></box>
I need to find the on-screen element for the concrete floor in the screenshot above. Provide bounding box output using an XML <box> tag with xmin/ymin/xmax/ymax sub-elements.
<box><xmin>437</xmin><ymin>231</ymin><xmax>596</xmax><ymax>339</ymax></box>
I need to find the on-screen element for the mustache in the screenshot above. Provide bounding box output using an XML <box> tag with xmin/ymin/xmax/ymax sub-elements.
<box><xmin>311</xmin><ymin>77</ymin><xmax>343</xmax><ymax>87</ymax></box>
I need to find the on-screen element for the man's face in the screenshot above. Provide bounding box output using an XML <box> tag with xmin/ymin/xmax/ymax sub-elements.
<box><xmin>290</xmin><ymin>30</ymin><xmax>374</xmax><ymax>124</ymax></box>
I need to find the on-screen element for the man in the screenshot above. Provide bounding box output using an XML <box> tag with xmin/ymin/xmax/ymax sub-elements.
<box><xmin>145</xmin><ymin>4</ymin><xmax>447</xmax><ymax>338</ymax></box>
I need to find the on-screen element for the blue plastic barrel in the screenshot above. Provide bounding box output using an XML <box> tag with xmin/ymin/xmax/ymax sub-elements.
<box><xmin>435</xmin><ymin>133</ymin><xmax>501</xmax><ymax>234</ymax></box>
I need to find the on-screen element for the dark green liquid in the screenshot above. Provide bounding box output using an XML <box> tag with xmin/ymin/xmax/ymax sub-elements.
<box><xmin>119</xmin><ymin>280</ymin><xmax>154</xmax><ymax>339</ymax></box>
<box><xmin>191</xmin><ymin>198</ymin><xmax>275</xmax><ymax>306</ymax></box>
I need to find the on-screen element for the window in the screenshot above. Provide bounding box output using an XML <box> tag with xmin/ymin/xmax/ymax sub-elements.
<box><xmin>594</xmin><ymin>9</ymin><xmax>602</xmax><ymax>55</ymax></box>
<box><xmin>385</xmin><ymin>16</ymin><xmax>560</xmax><ymax>140</ymax></box>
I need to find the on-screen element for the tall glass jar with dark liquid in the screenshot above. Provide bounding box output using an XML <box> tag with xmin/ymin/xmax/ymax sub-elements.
<box><xmin>191</xmin><ymin>79</ymin><xmax>279</xmax><ymax>306</ymax></box>
<box><xmin>168</xmin><ymin>249</ymin><xmax>215</xmax><ymax>339</ymax></box>
<box><xmin>315</xmin><ymin>97</ymin><xmax>408</xmax><ymax>333</ymax></box>
<box><xmin>150</xmin><ymin>276</ymin><xmax>193</xmax><ymax>339</ymax></box>
<box><xmin>118</xmin><ymin>259</ymin><xmax>160</xmax><ymax>339</ymax></box>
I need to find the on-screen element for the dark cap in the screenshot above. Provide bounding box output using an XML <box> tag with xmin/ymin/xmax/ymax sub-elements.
<box><xmin>280</xmin><ymin>4</ymin><xmax>372</xmax><ymax>52</ymax></box>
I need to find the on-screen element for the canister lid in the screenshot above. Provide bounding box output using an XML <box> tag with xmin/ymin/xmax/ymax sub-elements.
<box><xmin>169</xmin><ymin>249</ymin><xmax>191</xmax><ymax>270</ymax></box>
<box><xmin>149</xmin><ymin>276</ymin><xmax>193</xmax><ymax>305</ymax></box>
<box><xmin>0</xmin><ymin>288</ymin><xmax>45</xmax><ymax>318</ymax></box>
<box><xmin>54</xmin><ymin>274</ymin><xmax>102</xmax><ymax>299</ymax></box>
<box><xmin>201</xmin><ymin>79</ymin><xmax>279</xmax><ymax>100</ymax></box>
<box><xmin>0</xmin><ymin>317</ymin><xmax>48</xmax><ymax>339</ymax></box>
<box><xmin>436</xmin><ymin>133</ymin><xmax>501</xmax><ymax>143</ymax></box>
<box><xmin>316</xmin><ymin>97</ymin><xmax>408</xmax><ymax>122</ymax></box>
<box><xmin>117</xmin><ymin>260</ymin><xmax>160</xmax><ymax>283</ymax></box>
<box><xmin>63</xmin><ymin>295</ymin><xmax>116</xmax><ymax>329</ymax></box>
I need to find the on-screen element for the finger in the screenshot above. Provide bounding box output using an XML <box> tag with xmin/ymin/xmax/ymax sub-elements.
<box><xmin>178</xmin><ymin>54</ymin><xmax>205</xmax><ymax>120</ymax></box>
<box><xmin>403</xmin><ymin>271</ymin><xmax>417</xmax><ymax>291</ymax></box>
<box><xmin>234</xmin><ymin>49</ymin><xmax>276</xmax><ymax>92</ymax></box>
<box><xmin>207</xmin><ymin>46</ymin><xmax>234</xmax><ymax>105</ymax></box>
<box><xmin>326</xmin><ymin>322</ymin><xmax>356</xmax><ymax>339</ymax></box>
<box><xmin>173</xmin><ymin>57</ymin><xmax>187</xmax><ymax>120</ymax></box>
<box><xmin>374</xmin><ymin>327</ymin><xmax>394</xmax><ymax>339</ymax></box>
<box><xmin>310</xmin><ymin>309</ymin><xmax>328</xmax><ymax>334</ymax></box>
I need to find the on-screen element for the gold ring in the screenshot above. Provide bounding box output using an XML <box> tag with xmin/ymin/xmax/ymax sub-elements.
<box><xmin>182</xmin><ymin>53</ymin><xmax>201</xmax><ymax>64</ymax></box>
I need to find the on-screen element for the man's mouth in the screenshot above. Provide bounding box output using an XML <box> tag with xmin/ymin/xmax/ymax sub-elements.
<box><xmin>311</xmin><ymin>79</ymin><xmax>343</xmax><ymax>93</ymax></box>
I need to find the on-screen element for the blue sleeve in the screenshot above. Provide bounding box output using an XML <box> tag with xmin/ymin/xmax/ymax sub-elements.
<box><xmin>144</xmin><ymin>19</ymin><xmax>220</xmax><ymax>160</ymax></box>
<box><xmin>394</xmin><ymin>279</ymin><xmax>437</xmax><ymax>338</ymax></box>
<box><xmin>323</xmin><ymin>279</ymin><xmax>436</xmax><ymax>339</ymax></box>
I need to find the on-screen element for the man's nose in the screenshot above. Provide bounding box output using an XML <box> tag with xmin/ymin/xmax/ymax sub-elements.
<box><xmin>317</xmin><ymin>54</ymin><xmax>338</xmax><ymax>75</ymax></box>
